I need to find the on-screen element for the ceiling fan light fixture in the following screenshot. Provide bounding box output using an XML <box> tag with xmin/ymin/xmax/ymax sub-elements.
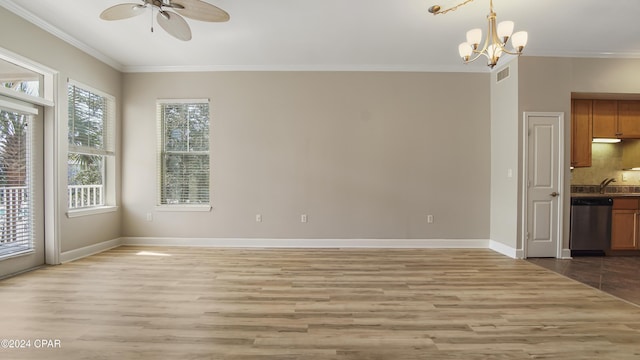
<box><xmin>100</xmin><ymin>0</ymin><xmax>230</xmax><ymax>41</ymax></box>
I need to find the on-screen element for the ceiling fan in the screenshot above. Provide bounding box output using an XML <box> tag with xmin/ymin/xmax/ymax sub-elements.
<box><xmin>100</xmin><ymin>0</ymin><xmax>230</xmax><ymax>41</ymax></box>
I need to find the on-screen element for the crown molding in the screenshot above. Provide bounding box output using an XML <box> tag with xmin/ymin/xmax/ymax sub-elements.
<box><xmin>0</xmin><ymin>0</ymin><xmax>124</xmax><ymax>72</ymax></box>
<box><xmin>122</xmin><ymin>63</ymin><xmax>492</xmax><ymax>74</ymax></box>
<box><xmin>525</xmin><ymin>50</ymin><xmax>640</xmax><ymax>59</ymax></box>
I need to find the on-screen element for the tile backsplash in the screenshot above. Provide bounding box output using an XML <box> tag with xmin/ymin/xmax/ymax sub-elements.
<box><xmin>571</xmin><ymin>143</ymin><xmax>640</xmax><ymax>186</ymax></box>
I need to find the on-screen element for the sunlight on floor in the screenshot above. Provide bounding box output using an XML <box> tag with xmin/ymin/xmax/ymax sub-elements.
<box><xmin>135</xmin><ymin>250</ymin><xmax>171</xmax><ymax>257</ymax></box>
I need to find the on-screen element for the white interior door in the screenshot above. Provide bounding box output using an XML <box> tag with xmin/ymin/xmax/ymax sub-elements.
<box><xmin>525</xmin><ymin>112</ymin><xmax>564</xmax><ymax>258</ymax></box>
<box><xmin>0</xmin><ymin>100</ymin><xmax>44</xmax><ymax>278</ymax></box>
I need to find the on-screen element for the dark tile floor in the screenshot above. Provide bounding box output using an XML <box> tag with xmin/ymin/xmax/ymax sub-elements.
<box><xmin>527</xmin><ymin>256</ymin><xmax>640</xmax><ymax>306</ymax></box>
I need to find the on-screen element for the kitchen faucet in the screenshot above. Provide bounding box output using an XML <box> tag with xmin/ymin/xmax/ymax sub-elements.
<box><xmin>599</xmin><ymin>177</ymin><xmax>616</xmax><ymax>194</ymax></box>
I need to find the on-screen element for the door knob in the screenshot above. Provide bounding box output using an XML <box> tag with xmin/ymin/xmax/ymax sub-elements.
<box><xmin>550</xmin><ymin>191</ymin><xmax>559</xmax><ymax>197</ymax></box>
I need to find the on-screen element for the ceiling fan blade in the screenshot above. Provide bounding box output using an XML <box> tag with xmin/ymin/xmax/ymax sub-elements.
<box><xmin>170</xmin><ymin>0</ymin><xmax>230</xmax><ymax>22</ymax></box>
<box><xmin>100</xmin><ymin>3</ymin><xmax>146</xmax><ymax>21</ymax></box>
<box><xmin>157</xmin><ymin>11</ymin><xmax>192</xmax><ymax>41</ymax></box>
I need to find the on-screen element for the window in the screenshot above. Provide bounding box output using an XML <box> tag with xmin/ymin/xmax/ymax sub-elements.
<box><xmin>0</xmin><ymin>58</ymin><xmax>42</xmax><ymax>98</ymax></box>
<box><xmin>157</xmin><ymin>100</ymin><xmax>210</xmax><ymax>207</ymax></box>
<box><xmin>0</xmin><ymin>48</ymin><xmax>54</xmax><ymax>107</ymax></box>
<box><xmin>67</xmin><ymin>81</ymin><xmax>115</xmax><ymax>210</ymax></box>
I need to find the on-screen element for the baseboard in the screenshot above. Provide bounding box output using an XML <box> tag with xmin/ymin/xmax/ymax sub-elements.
<box><xmin>120</xmin><ymin>237</ymin><xmax>491</xmax><ymax>249</ymax></box>
<box><xmin>59</xmin><ymin>238</ymin><xmax>123</xmax><ymax>263</ymax></box>
<box><xmin>489</xmin><ymin>240</ymin><xmax>522</xmax><ymax>259</ymax></box>
<box><xmin>57</xmin><ymin>238</ymin><xmax>504</xmax><ymax>263</ymax></box>
<box><xmin>488</xmin><ymin>241</ymin><xmax>571</xmax><ymax>260</ymax></box>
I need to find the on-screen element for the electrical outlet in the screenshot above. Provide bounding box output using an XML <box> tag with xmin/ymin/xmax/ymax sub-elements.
<box><xmin>146</xmin><ymin>213</ymin><xmax>153</xmax><ymax>222</ymax></box>
<box><xmin>427</xmin><ymin>215</ymin><xmax>434</xmax><ymax>224</ymax></box>
<box><xmin>301</xmin><ymin>214</ymin><xmax>307</xmax><ymax>223</ymax></box>
<box><xmin>256</xmin><ymin>214</ymin><xmax>262</xmax><ymax>222</ymax></box>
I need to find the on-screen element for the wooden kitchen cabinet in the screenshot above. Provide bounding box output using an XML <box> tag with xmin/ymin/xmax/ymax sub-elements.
<box><xmin>617</xmin><ymin>100</ymin><xmax>640</xmax><ymax>138</ymax></box>
<box><xmin>611</xmin><ymin>198</ymin><xmax>640</xmax><ymax>250</ymax></box>
<box><xmin>592</xmin><ymin>100</ymin><xmax>618</xmax><ymax>138</ymax></box>
<box><xmin>571</xmin><ymin>99</ymin><xmax>592</xmax><ymax>167</ymax></box>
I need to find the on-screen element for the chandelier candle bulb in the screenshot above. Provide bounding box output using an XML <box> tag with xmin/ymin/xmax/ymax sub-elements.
<box><xmin>511</xmin><ymin>31</ymin><xmax>529</xmax><ymax>52</ymax></box>
<box><xmin>497</xmin><ymin>21</ymin><xmax>514</xmax><ymax>42</ymax></box>
<box><xmin>466</xmin><ymin>28</ymin><xmax>482</xmax><ymax>49</ymax></box>
<box><xmin>458</xmin><ymin>42</ymin><xmax>473</xmax><ymax>60</ymax></box>
<box><xmin>487</xmin><ymin>44</ymin><xmax>503</xmax><ymax>60</ymax></box>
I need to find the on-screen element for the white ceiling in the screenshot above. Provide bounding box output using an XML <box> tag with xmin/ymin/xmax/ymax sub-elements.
<box><xmin>2</xmin><ymin>0</ymin><xmax>640</xmax><ymax>73</ymax></box>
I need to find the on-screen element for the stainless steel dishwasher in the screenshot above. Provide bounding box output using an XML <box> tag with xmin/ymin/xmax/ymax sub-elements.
<box><xmin>570</xmin><ymin>197</ymin><xmax>613</xmax><ymax>256</ymax></box>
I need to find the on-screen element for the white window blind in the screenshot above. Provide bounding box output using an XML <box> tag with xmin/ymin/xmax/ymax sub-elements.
<box><xmin>157</xmin><ymin>99</ymin><xmax>210</xmax><ymax>205</ymax></box>
<box><xmin>68</xmin><ymin>81</ymin><xmax>115</xmax><ymax>156</ymax></box>
<box><xmin>0</xmin><ymin>104</ymin><xmax>35</xmax><ymax>257</ymax></box>
<box><xmin>67</xmin><ymin>81</ymin><xmax>115</xmax><ymax>209</ymax></box>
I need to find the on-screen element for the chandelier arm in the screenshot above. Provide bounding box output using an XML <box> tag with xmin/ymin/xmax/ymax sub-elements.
<box><xmin>486</xmin><ymin>11</ymin><xmax>502</xmax><ymax>66</ymax></box>
<box><xmin>488</xmin><ymin>15</ymin><xmax>521</xmax><ymax>56</ymax></box>
<box><xmin>498</xmin><ymin>48</ymin><xmax>521</xmax><ymax>56</ymax></box>
<box><xmin>464</xmin><ymin>51</ymin><xmax>489</xmax><ymax>64</ymax></box>
<box><xmin>467</xmin><ymin>21</ymin><xmax>492</xmax><ymax>63</ymax></box>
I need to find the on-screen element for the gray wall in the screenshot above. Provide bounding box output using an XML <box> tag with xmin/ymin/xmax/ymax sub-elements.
<box><xmin>0</xmin><ymin>7</ymin><xmax>122</xmax><ymax>253</ymax></box>
<box><xmin>122</xmin><ymin>71</ymin><xmax>491</xmax><ymax>240</ymax></box>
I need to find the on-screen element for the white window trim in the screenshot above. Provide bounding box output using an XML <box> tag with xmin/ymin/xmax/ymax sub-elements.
<box><xmin>155</xmin><ymin>205</ymin><xmax>212</xmax><ymax>212</ymax></box>
<box><xmin>66</xmin><ymin>205</ymin><xmax>119</xmax><ymax>218</ymax></box>
<box><xmin>0</xmin><ymin>97</ymin><xmax>39</xmax><ymax>115</ymax></box>
<box><xmin>0</xmin><ymin>46</ymin><xmax>55</xmax><ymax>106</ymax></box>
<box><xmin>0</xmin><ymin>87</ymin><xmax>53</xmax><ymax>108</ymax></box>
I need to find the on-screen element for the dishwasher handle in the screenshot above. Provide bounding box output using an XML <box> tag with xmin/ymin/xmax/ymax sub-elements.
<box><xmin>571</xmin><ymin>197</ymin><xmax>613</xmax><ymax>206</ymax></box>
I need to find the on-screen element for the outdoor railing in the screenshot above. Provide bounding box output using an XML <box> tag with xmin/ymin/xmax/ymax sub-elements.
<box><xmin>0</xmin><ymin>186</ymin><xmax>29</xmax><ymax>248</ymax></box>
<box><xmin>0</xmin><ymin>185</ymin><xmax>103</xmax><ymax>248</ymax></box>
<box><xmin>68</xmin><ymin>184</ymin><xmax>103</xmax><ymax>209</ymax></box>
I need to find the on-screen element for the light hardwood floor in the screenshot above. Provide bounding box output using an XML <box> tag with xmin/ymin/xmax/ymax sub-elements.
<box><xmin>1</xmin><ymin>247</ymin><xmax>640</xmax><ymax>359</ymax></box>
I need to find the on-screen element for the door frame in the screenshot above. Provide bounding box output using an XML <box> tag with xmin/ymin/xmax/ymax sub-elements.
<box><xmin>0</xmin><ymin>99</ymin><xmax>45</xmax><ymax>277</ymax></box>
<box><xmin>521</xmin><ymin>111</ymin><xmax>565</xmax><ymax>258</ymax></box>
<box><xmin>44</xmin><ymin>93</ymin><xmax>60</xmax><ymax>265</ymax></box>
<box><xmin>0</xmin><ymin>47</ymin><xmax>60</xmax><ymax>269</ymax></box>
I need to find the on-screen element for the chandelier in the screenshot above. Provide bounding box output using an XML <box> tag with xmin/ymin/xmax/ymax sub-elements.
<box><xmin>429</xmin><ymin>0</ymin><xmax>528</xmax><ymax>68</ymax></box>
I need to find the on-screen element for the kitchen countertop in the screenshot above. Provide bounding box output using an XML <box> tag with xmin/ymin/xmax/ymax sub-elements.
<box><xmin>571</xmin><ymin>193</ymin><xmax>640</xmax><ymax>198</ymax></box>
